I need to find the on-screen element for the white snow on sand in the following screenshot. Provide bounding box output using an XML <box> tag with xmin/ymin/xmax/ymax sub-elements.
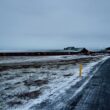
<box><xmin>0</xmin><ymin>55</ymin><xmax>101</xmax><ymax>64</ymax></box>
<box><xmin>0</xmin><ymin>55</ymin><xmax>109</xmax><ymax>110</ymax></box>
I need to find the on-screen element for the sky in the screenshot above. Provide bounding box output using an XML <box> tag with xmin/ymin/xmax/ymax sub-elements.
<box><xmin>0</xmin><ymin>0</ymin><xmax>110</xmax><ymax>51</ymax></box>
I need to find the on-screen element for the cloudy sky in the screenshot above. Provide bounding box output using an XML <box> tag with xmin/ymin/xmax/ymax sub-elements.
<box><xmin>0</xmin><ymin>0</ymin><xmax>110</xmax><ymax>51</ymax></box>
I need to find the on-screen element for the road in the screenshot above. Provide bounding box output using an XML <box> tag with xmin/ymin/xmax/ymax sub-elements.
<box><xmin>65</xmin><ymin>58</ymin><xmax>110</xmax><ymax>110</ymax></box>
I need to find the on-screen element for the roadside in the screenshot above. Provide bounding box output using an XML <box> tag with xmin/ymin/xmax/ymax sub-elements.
<box><xmin>65</xmin><ymin>57</ymin><xmax>110</xmax><ymax>110</ymax></box>
<box><xmin>0</xmin><ymin>55</ymin><xmax>108</xmax><ymax>110</ymax></box>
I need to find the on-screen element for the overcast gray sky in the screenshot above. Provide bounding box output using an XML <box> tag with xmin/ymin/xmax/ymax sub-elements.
<box><xmin>0</xmin><ymin>0</ymin><xmax>110</xmax><ymax>51</ymax></box>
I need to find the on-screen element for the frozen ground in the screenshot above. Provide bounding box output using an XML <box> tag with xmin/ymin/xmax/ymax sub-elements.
<box><xmin>0</xmin><ymin>55</ymin><xmax>103</xmax><ymax>64</ymax></box>
<box><xmin>0</xmin><ymin>55</ymin><xmax>108</xmax><ymax>110</ymax></box>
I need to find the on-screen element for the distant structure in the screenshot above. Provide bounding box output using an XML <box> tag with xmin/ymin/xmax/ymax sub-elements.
<box><xmin>64</xmin><ymin>47</ymin><xmax>75</xmax><ymax>50</ymax></box>
<box><xmin>64</xmin><ymin>46</ymin><xmax>90</xmax><ymax>54</ymax></box>
<box><xmin>0</xmin><ymin>47</ymin><xmax>91</xmax><ymax>56</ymax></box>
<box><xmin>93</xmin><ymin>47</ymin><xmax>110</xmax><ymax>54</ymax></box>
<box><xmin>105</xmin><ymin>47</ymin><xmax>110</xmax><ymax>53</ymax></box>
<box><xmin>106</xmin><ymin>47</ymin><xmax>110</xmax><ymax>50</ymax></box>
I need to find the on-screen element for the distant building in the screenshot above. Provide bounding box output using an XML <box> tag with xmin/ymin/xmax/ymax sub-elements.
<box><xmin>64</xmin><ymin>47</ymin><xmax>75</xmax><ymax>50</ymax></box>
<box><xmin>64</xmin><ymin>47</ymin><xmax>90</xmax><ymax>54</ymax></box>
<box><xmin>105</xmin><ymin>47</ymin><xmax>110</xmax><ymax>53</ymax></box>
<box><xmin>106</xmin><ymin>47</ymin><xmax>110</xmax><ymax>50</ymax></box>
<box><xmin>96</xmin><ymin>47</ymin><xmax>110</xmax><ymax>54</ymax></box>
<box><xmin>0</xmin><ymin>47</ymin><xmax>91</xmax><ymax>56</ymax></box>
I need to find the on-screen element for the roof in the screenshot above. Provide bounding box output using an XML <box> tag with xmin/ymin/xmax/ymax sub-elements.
<box><xmin>63</xmin><ymin>47</ymin><xmax>88</xmax><ymax>53</ymax></box>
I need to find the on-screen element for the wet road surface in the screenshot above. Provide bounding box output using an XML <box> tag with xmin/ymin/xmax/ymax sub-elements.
<box><xmin>66</xmin><ymin>58</ymin><xmax>110</xmax><ymax>110</ymax></box>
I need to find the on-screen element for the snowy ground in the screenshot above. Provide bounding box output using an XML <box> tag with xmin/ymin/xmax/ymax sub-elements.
<box><xmin>0</xmin><ymin>55</ymin><xmax>108</xmax><ymax>110</ymax></box>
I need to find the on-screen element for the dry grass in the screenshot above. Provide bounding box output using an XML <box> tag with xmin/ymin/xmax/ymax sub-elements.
<box><xmin>0</xmin><ymin>56</ymin><xmax>102</xmax><ymax>72</ymax></box>
<box><xmin>24</xmin><ymin>79</ymin><xmax>48</xmax><ymax>86</ymax></box>
<box><xmin>18</xmin><ymin>90</ymin><xmax>41</xmax><ymax>99</ymax></box>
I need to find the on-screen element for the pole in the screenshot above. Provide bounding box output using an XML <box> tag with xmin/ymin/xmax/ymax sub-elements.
<box><xmin>79</xmin><ymin>64</ymin><xmax>82</xmax><ymax>77</ymax></box>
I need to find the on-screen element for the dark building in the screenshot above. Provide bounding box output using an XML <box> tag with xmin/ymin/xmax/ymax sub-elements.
<box><xmin>64</xmin><ymin>47</ymin><xmax>90</xmax><ymax>54</ymax></box>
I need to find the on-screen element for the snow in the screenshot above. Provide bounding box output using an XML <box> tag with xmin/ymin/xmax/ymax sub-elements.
<box><xmin>0</xmin><ymin>55</ymin><xmax>102</xmax><ymax>64</ymax></box>
<box><xmin>0</xmin><ymin>55</ymin><xmax>109</xmax><ymax>110</ymax></box>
